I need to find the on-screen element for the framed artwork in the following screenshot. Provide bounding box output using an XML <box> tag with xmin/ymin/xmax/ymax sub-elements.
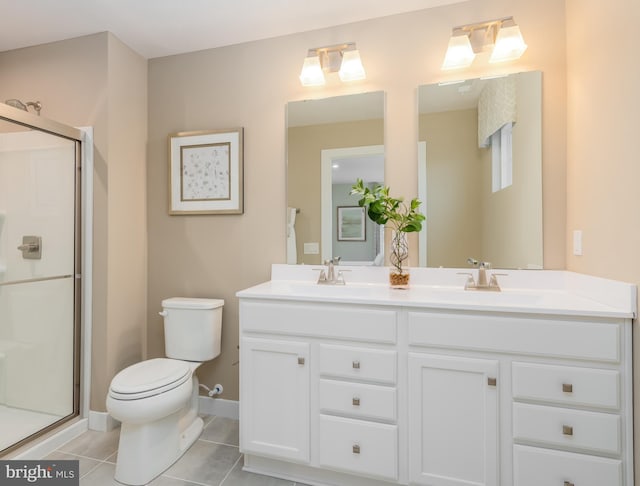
<box><xmin>337</xmin><ymin>206</ymin><xmax>366</xmax><ymax>241</ymax></box>
<box><xmin>168</xmin><ymin>128</ymin><xmax>243</xmax><ymax>214</ymax></box>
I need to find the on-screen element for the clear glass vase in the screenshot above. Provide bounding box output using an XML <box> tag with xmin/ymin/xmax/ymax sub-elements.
<box><xmin>389</xmin><ymin>231</ymin><xmax>410</xmax><ymax>289</ymax></box>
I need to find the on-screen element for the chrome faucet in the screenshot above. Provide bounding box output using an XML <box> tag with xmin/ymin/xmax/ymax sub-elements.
<box><xmin>315</xmin><ymin>257</ymin><xmax>346</xmax><ymax>285</ymax></box>
<box><xmin>459</xmin><ymin>258</ymin><xmax>505</xmax><ymax>291</ymax></box>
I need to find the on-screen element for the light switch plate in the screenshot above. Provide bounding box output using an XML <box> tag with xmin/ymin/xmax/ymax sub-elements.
<box><xmin>573</xmin><ymin>230</ymin><xmax>582</xmax><ymax>256</ymax></box>
<box><xmin>304</xmin><ymin>242</ymin><xmax>319</xmax><ymax>255</ymax></box>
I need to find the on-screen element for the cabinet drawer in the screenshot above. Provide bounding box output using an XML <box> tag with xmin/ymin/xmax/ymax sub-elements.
<box><xmin>513</xmin><ymin>403</ymin><xmax>621</xmax><ymax>455</ymax></box>
<box><xmin>512</xmin><ymin>362</ymin><xmax>620</xmax><ymax>410</ymax></box>
<box><xmin>319</xmin><ymin>379</ymin><xmax>397</xmax><ymax>422</ymax></box>
<box><xmin>513</xmin><ymin>445</ymin><xmax>622</xmax><ymax>486</ymax></box>
<box><xmin>318</xmin><ymin>415</ymin><xmax>398</xmax><ymax>481</ymax></box>
<box><xmin>319</xmin><ymin>344</ymin><xmax>396</xmax><ymax>385</ymax></box>
<box><xmin>240</xmin><ymin>301</ymin><xmax>397</xmax><ymax>343</ymax></box>
<box><xmin>408</xmin><ymin>311</ymin><xmax>620</xmax><ymax>362</ymax></box>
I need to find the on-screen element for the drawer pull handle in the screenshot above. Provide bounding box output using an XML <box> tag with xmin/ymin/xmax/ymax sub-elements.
<box><xmin>562</xmin><ymin>383</ymin><xmax>573</xmax><ymax>393</ymax></box>
<box><xmin>352</xmin><ymin>444</ymin><xmax>360</xmax><ymax>454</ymax></box>
<box><xmin>297</xmin><ymin>357</ymin><xmax>305</xmax><ymax>365</ymax></box>
<box><xmin>562</xmin><ymin>425</ymin><xmax>573</xmax><ymax>436</ymax></box>
<box><xmin>352</xmin><ymin>360</ymin><xmax>360</xmax><ymax>369</ymax></box>
<box><xmin>564</xmin><ymin>482</ymin><xmax>575</xmax><ymax>486</ymax></box>
<box><xmin>352</xmin><ymin>396</ymin><xmax>360</xmax><ymax>406</ymax></box>
<box><xmin>487</xmin><ymin>377</ymin><xmax>497</xmax><ymax>386</ymax></box>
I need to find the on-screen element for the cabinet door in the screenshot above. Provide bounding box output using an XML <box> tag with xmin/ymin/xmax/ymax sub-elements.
<box><xmin>408</xmin><ymin>353</ymin><xmax>499</xmax><ymax>486</ymax></box>
<box><xmin>240</xmin><ymin>337</ymin><xmax>310</xmax><ymax>463</ymax></box>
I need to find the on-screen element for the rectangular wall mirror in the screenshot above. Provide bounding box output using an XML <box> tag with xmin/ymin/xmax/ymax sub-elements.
<box><xmin>417</xmin><ymin>71</ymin><xmax>543</xmax><ymax>269</ymax></box>
<box><xmin>286</xmin><ymin>91</ymin><xmax>385</xmax><ymax>265</ymax></box>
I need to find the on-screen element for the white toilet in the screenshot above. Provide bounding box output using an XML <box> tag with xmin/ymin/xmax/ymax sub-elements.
<box><xmin>106</xmin><ymin>297</ymin><xmax>224</xmax><ymax>485</ymax></box>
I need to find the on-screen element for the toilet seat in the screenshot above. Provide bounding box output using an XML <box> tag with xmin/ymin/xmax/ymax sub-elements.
<box><xmin>109</xmin><ymin>358</ymin><xmax>191</xmax><ymax>400</ymax></box>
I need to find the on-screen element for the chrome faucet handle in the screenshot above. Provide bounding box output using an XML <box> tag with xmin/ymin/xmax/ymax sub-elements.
<box><xmin>457</xmin><ymin>272</ymin><xmax>476</xmax><ymax>289</ymax></box>
<box><xmin>489</xmin><ymin>272</ymin><xmax>508</xmax><ymax>288</ymax></box>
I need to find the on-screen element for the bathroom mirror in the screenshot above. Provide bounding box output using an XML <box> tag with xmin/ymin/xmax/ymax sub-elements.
<box><xmin>417</xmin><ymin>71</ymin><xmax>543</xmax><ymax>269</ymax></box>
<box><xmin>287</xmin><ymin>91</ymin><xmax>385</xmax><ymax>265</ymax></box>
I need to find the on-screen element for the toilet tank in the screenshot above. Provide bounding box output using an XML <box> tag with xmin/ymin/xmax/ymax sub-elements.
<box><xmin>161</xmin><ymin>297</ymin><xmax>224</xmax><ymax>361</ymax></box>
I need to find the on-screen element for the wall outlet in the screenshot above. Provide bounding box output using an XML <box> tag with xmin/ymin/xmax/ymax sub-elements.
<box><xmin>304</xmin><ymin>242</ymin><xmax>319</xmax><ymax>255</ymax></box>
<box><xmin>573</xmin><ymin>230</ymin><xmax>583</xmax><ymax>256</ymax></box>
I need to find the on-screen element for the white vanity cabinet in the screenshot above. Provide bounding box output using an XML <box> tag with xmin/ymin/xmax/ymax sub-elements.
<box><xmin>240</xmin><ymin>337</ymin><xmax>310</xmax><ymax>463</ymax></box>
<box><xmin>239</xmin><ymin>299</ymin><xmax>401</xmax><ymax>484</ymax></box>
<box><xmin>238</xmin><ymin>268</ymin><xmax>634</xmax><ymax>486</ymax></box>
<box><xmin>408</xmin><ymin>353</ymin><xmax>499</xmax><ymax>486</ymax></box>
<box><xmin>407</xmin><ymin>310</ymin><xmax>633</xmax><ymax>486</ymax></box>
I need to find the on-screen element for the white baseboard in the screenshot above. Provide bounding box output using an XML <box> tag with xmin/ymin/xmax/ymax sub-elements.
<box><xmin>13</xmin><ymin>419</ymin><xmax>88</xmax><ymax>460</ymax></box>
<box><xmin>87</xmin><ymin>400</ymin><xmax>236</xmax><ymax>433</ymax></box>
<box><xmin>198</xmin><ymin>397</ymin><xmax>239</xmax><ymax>420</ymax></box>
<box><xmin>88</xmin><ymin>410</ymin><xmax>120</xmax><ymax>432</ymax></box>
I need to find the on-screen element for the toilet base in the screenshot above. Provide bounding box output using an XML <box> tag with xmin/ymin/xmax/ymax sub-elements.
<box><xmin>113</xmin><ymin>375</ymin><xmax>203</xmax><ymax>485</ymax></box>
<box><xmin>114</xmin><ymin>412</ymin><xmax>203</xmax><ymax>485</ymax></box>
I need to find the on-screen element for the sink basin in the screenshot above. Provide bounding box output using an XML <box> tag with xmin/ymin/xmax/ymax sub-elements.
<box><xmin>409</xmin><ymin>286</ymin><xmax>546</xmax><ymax>307</ymax></box>
<box><xmin>270</xmin><ymin>281</ymin><xmax>379</xmax><ymax>299</ymax></box>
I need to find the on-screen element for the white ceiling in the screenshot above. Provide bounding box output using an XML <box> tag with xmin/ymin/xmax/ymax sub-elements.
<box><xmin>0</xmin><ymin>0</ymin><xmax>465</xmax><ymax>59</ymax></box>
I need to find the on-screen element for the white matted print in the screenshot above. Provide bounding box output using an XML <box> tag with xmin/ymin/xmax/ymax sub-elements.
<box><xmin>337</xmin><ymin>206</ymin><xmax>366</xmax><ymax>241</ymax></box>
<box><xmin>169</xmin><ymin>128</ymin><xmax>243</xmax><ymax>214</ymax></box>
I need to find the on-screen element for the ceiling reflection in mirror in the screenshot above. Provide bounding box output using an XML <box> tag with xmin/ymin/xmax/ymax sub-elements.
<box><xmin>287</xmin><ymin>91</ymin><xmax>385</xmax><ymax>265</ymax></box>
<box><xmin>418</xmin><ymin>71</ymin><xmax>543</xmax><ymax>269</ymax></box>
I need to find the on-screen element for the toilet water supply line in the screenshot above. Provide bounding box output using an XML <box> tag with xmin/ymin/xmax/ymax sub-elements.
<box><xmin>200</xmin><ymin>383</ymin><xmax>224</xmax><ymax>397</ymax></box>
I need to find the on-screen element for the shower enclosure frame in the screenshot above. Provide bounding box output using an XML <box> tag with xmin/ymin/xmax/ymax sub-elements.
<box><xmin>0</xmin><ymin>103</ymin><xmax>92</xmax><ymax>455</ymax></box>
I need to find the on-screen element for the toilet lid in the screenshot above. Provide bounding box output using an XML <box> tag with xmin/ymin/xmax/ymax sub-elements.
<box><xmin>109</xmin><ymin>358</ymin><xmax>191</xmax><ymax>400</ymax></box>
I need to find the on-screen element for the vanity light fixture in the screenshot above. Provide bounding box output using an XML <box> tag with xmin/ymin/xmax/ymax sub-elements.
<box><xmin>299</xmin><ymin>42</ymin><xmax>366</xmax><ymax>87</ymax></box>
<box><xmin>441</xmin><ymin>16</ymin><xmax>527</xmax><ymax>70</ymax></box>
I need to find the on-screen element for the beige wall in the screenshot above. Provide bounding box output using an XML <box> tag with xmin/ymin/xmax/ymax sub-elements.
<box><xmin>565</xmin><ymin>0</ymin><xmax>640</xmax><ymax>482</ymax></box>
<box><xmin>148</xmin><ymin>0</ymin><xmax>567</xmax><ymax>401</ymax></box>
<box><xmin>287</xmin><ymin>119</ymin><xmax>383</xmax><ymax>265</ymax></box>
<box><xmin>419</xmin><ymin>109</ymin><xmax>483</xmax><ymax>267</ymax></box>
<box><xmin>0</xmin><ymin>32</ymin><xmax>148</xmax><ymax>412</ymax></box>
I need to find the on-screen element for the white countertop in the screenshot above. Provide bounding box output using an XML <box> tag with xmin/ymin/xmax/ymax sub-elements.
<box><xmin>236</xmin><ymin>265</ymin><xmax>637</xmax><ymax>319</ymax></box>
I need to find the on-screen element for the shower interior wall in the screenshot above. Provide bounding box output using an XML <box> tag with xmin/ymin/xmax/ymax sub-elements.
<box><xmin>0</xmin><ymin>131</ymin><xmax>75</xmax><ymax>417</ymax></box>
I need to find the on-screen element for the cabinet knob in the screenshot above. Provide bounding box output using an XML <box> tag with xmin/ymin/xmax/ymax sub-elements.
<box><xmin>352</xmin><ymin>360</ymin><xmax>360</xmax><ymax>369</ymax></box>
<box><xmin>562</xmin><ymin>383</ymin><xmax>573</xmax><ymax>393</ymax></box>
<box><xmin>352</xmin><ymin>444</ymin><xmax>360</xmax><ymax>454</ymax></box>
<box><xmin>487</xmin><ymin>377</ymin><xmax>497</xmax><ymax>386</ymax></box>
<box><xmin>564</xmin><ymin>482</ymin><xmax>575</xmax><ymax>486</ymax></box>
<box><xmin>352</xmin><ymin>396</ymin><xmax>360</xmax><ymax>406</ymax></box>
<box><xmin>562</xmin><ymin>425</ymin><xmax>573</xmax><ymax>436</ymax></box>
<box><xmin>297</xmin><ymin>357</ymin><xmax>305</xmax><ymax>365</ymax></box>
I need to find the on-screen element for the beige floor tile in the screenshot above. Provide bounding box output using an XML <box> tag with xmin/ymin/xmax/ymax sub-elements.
<box><xmin>149</xmin><ymin>475</ymin><xmax>206</xmax><ymax>485</ymax></box>
<box><xmin>220</xmin><ymin>457</ymin><xmax>295</xmax><ymax>486</ymax></box>
<box><xmin>163</xmin><ymin>439</ymin><xmax>241</xmax><ymax>485</ymax></box>
<box><xmin>58</xmin><ymin>429</ymin><xmax>120</xmax><ymax>461</ymax></box>
<box><xmin>43</xmin><ymin>450</ymin><xmax>103</xmax><ymax>478</ymax></box>
<box><xmin>78</xmin><ymin>462</ymin><xmax>120</xmax><ymax>486</ymax></box>
<box><xmin>201</xmin><ymin>417</ymin><xmax>239</xmax><ymax>447</ymax></box>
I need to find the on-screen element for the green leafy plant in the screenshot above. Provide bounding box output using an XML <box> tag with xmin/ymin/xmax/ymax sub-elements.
<box><xmin>351</xmin><ymin>179</ymin><xmax>425</xmax><ymax>276</ymax></box>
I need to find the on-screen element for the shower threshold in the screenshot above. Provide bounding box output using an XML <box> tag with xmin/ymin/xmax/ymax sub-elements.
<box><xmin>0</xmin><ymin>405</ymin><xmax>64</xmax><ymax>452</ymax></box>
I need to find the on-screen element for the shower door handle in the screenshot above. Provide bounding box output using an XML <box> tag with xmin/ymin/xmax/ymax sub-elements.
<box><xmin>17</xmin><ymin>236</ymin><xmax>42</xmax><ymax>259</ymax></box>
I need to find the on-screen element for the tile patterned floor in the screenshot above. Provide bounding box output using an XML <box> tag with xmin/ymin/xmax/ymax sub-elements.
<box><xmin>44</xmin><ymin>416</ymin><xmax>306</xmax><ymax>486</ymax></box>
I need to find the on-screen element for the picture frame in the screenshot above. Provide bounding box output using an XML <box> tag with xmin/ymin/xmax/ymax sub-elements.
<box><xmin>168</xmin><ymin>128</ymin><xmax>243</xmax><ymax>214</ymax></box>
<box><xmin>337</xmin><ymin>206</ymin><xmax>366</xmax><ymax>241</ymax></box>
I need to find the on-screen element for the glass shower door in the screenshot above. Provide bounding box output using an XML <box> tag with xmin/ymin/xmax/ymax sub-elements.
<box><xmin>0</xmin><ymin>119</ymin><xmax>79</xmax><ymax>453</ymax></box>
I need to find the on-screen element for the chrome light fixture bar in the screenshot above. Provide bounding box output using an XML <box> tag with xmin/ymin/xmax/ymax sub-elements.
<box><xmin>441</xmin><ymin>16</ymin><xmax>527</xmax><ymax>70</ymax></box>
<box><xmin>299</xmin><ymin>42</ymin><xmax>366</xmax><ymax>87</ymax></box>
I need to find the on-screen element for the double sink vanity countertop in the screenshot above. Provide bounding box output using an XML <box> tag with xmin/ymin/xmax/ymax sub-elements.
<box><xmin>236</xmin><ymin>264</ymin><xmax>637</xmax><ymax>319</ymax></box>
